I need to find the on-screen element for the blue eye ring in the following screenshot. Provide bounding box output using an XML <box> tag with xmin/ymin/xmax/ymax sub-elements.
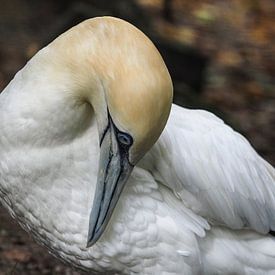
<box><xmin>117</xmin><ymin>132</ymin><xmax>133</xmax><ymax>146</ymax></box>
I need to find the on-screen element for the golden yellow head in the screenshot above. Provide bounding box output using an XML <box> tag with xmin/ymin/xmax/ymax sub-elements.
<box><xmin>47</xmin><ymin>16</ymin><xmax>173</xmax><ymax>164</ymax></box>
<box><xmin>92</xmin><ymin>17</ymin><xmax>173</xmax><ymax>164</ymax></box>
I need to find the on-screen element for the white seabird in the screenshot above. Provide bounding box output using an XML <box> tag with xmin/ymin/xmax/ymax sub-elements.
<box><xmin>1</xmin><ymin>17</ymin><xmax>275</xmax><ymax>274</ymax></box>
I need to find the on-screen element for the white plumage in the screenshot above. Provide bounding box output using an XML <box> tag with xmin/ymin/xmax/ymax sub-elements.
<box><xmin>145</xmin><ymin>105</ymin><xmax>275</xmax><ymax>233</ymax></box>
<box><xmin>1</xmin><ymin>17</ymin><xmax>275</xmax><ymax>274</ymax></box>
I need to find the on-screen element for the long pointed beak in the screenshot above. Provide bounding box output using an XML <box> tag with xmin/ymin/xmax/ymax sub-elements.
<box><xmin>87</xmin><ymin>118</ymin><xmax>133</xmax><ymax>247</ymax></box>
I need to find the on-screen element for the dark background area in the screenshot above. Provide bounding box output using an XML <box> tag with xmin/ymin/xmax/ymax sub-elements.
<box><xmin>0</xmin><ymin>0</ymin><xmax>274</xmax><ymax>274</ymax></box>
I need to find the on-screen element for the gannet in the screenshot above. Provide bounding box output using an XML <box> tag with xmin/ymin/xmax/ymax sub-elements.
<box><xmin>1</xmin><ymin>17</ymin><xmax>275</xmax><ymax>274</ymax></box>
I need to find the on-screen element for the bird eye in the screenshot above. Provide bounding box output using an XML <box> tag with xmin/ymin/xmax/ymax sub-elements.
<box><xmin>117</xmin><ymin>132</ymin><xmax>133</xmax><ymax>146</ymax></box>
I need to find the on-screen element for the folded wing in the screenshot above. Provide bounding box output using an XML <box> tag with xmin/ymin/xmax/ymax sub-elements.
<box><xmin>147</xmin><ymin>104</ymin><xmax>275</xmax><ymax>233</ymax></box>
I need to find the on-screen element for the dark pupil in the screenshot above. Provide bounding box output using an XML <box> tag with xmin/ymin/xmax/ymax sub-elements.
<box><xmin>117</xmin><ymin>133</ymin><xmax>131</xmax><ymax>146</ymax></box>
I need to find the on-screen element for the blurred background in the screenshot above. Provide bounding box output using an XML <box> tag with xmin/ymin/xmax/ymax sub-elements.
<box><xmin>0</xmin><ymin>0</ymin><xmax>274</xmax><ymax>274</ymax></box>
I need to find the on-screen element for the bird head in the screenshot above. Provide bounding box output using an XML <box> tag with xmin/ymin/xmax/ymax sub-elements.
<box><xmin>46</xmin><ymin>17</ymin><xmax>173</xmax><ymax>246</ymax></box>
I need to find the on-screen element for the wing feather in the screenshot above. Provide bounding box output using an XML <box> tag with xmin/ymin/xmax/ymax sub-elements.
<box><xmin>145</xmin><ymin>104</ymin><xmax>275</xmax><ymax>233</ymax></box>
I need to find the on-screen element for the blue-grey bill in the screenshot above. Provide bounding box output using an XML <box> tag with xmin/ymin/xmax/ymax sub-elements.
<box><xmin>87</xmin><ymin>122</ymin><xmax>133</xmax><ymax>247</ymax></box>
